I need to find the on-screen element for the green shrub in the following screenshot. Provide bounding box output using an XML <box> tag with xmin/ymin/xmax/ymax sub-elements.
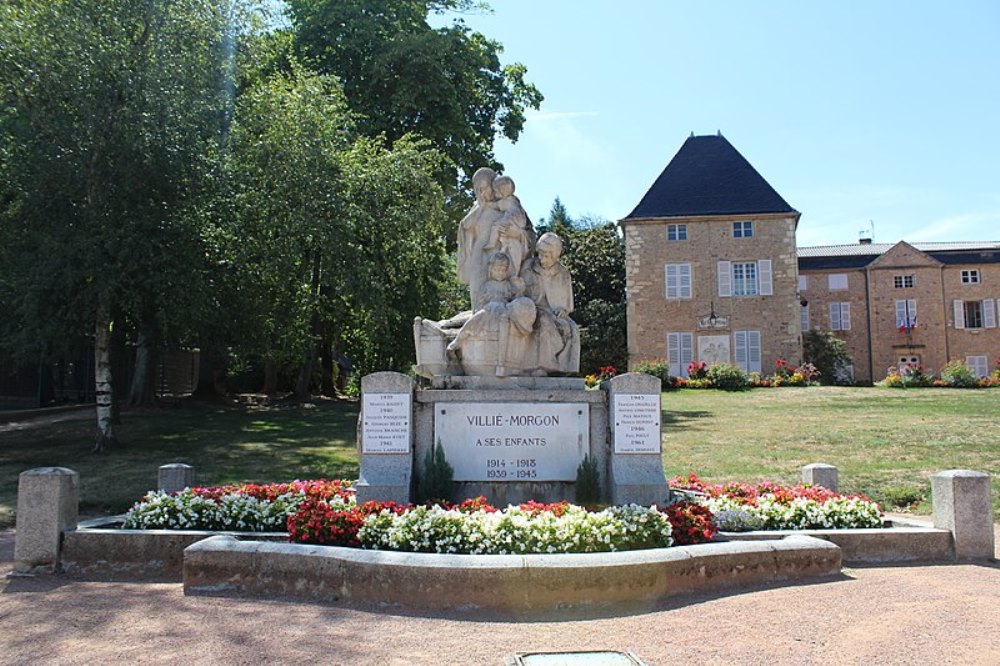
<box><xmin>940</xmin><ymin>360</ymin><xmax>979</xmax><ymax>388</ymax></box>
<box><xmin>418</xmin><ymin>439</ymin><xmax>454</xmax><ymax>503</ymax></box>
<box><xmin>706</xmin><ymin>363</ymin><xmax>749</xmax><ymax>392</ymax></box>
<box><xmin>632</xmin><ymin>359</ymin><xmax>671</xmax><ymax>388</ymax></box>
<box><xmin>878</xmin><ymin>483</ymin><xmax>927</xmax><ymax>511</ymax></box>
<box><xmin>575</xmin><ymin>454</ymin><xmax>601</xmax><ymax>505</ymax></box>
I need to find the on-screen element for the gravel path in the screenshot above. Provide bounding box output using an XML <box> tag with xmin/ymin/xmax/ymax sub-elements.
<box><xmin>2</xmin><ymin>528</ymin><xmax>998</xmax><ymax>665</ymax></box>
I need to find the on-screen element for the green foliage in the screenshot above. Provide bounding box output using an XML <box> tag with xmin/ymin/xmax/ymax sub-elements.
<box><xmin>418</xmin><ymin>439</ymin><xmax>454</xmax><ymax>503</ymax></box>
<box><xmin>286</xmin><ymin>0</ymin><xmax>542</xmax><ymax>185</ymax></box>
<box><xmin>877</xmin><ymin>483</ymin><xmax>927</xmax><ymax>511</ymax></box>
<box><xmin>632</xmin><ymin>359</ymin><xmax>672</xmax><ymax>388</ymax></box>
<box><xmin>574</xmin><ymin>454</ymin><xmax>601</xmax><ymax>506</ymax></box>
<box><xmin>706</xmin><ymin>363</ymin><xmax>750</xmax><ymax>392</ymax></box>
<box><xmin>803</xmin><ymin>331</ymin><xmax>853</xmax><ymax>385</ymax></box>
<box><xmin>553</xmin><ymin>209</ymin><xmax>628</xmax><ymax>374</ymax></box>
<box><xmin>940</xmin><ymin>360</ymin><xmax>979</xmax><ymax>388</ymax></box>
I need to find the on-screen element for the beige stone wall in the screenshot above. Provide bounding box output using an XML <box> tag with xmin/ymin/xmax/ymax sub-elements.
<box><xmin>623</xmin><ymin>213</ymin><xmax>801</xmax><ymax>373</ymax></box>
<box><xmin>800</xmin><ymin>244</ymin><xmax>1000</xmax><ymax>382</ymax></box>
<box><xmin>942</xmin><ymin>263</ymin><xmax>1000</xmax><ymax>375</ymax></box>
<box><xmin>797</xmin><ymin>268</ymin><xmax>872</xmax><ymax>382</ymax></box>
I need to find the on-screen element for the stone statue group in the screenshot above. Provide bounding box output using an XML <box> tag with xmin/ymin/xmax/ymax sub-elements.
<box><xmin>414</xmin><ymin>167</ymin><xmax>580</xmax><ymax>378</ymax></box>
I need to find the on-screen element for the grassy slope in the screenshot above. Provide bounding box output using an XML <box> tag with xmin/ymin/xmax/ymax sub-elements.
<box><xmin>0</xmin><ymin>401</ymin><xmax>360</xmax><ymax>527</ymax></box>
<box><xmin>662</xmin><ymin>387</ymin><xmax>1000</xmax><ymax>514</ymax></box>
<box><xmin>1</xmin><ymin>387</ymin><xmax>997</xmax><ymax>527</ymax></box>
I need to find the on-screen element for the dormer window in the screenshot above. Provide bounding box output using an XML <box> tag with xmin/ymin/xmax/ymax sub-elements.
<box><xmin>733</xmin><ymin>221</ymin><xmax>753</xmax><ymax>238</ymax></box>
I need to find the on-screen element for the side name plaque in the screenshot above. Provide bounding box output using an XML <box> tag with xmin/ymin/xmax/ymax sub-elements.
<box><xmin>362</xmin><ymin>393</ymin><xmax>411</xmax><ymax>453</ymax></box>
<box><xmin>613</xmin><ymin>394</ymin><xmax>661</xmax><ymax>454</ymax></box>
<box><xmin>435</xmin><ymin>402</ymin><xmax>589</xmax><ymax>481</ymax></box>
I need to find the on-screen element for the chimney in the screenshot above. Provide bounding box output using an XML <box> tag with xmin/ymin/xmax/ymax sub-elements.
<box><xmin>859</xmin><ymin>237</ymin><xmax>872</xmax><ymax>245</ymax></box>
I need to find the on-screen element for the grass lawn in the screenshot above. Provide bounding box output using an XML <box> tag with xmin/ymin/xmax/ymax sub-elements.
<box><xmin>1</xmin><ymin>387</ymin><xmax>997</xmax><ymax>528</ymax></box>
<box><xmin>662</xmin><ymin>387</ymin><xmax>1000</xmax><ymax>515</ymax></box>
<box><xmin>0</xmin><ymin>399</ymin><xmax>360</xmax><ymax>528</ymax></box>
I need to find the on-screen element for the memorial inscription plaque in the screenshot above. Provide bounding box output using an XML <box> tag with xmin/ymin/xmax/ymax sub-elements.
<box><xmin>435</xmin><ymin>402</ymin><xmax>589</xmax><ymax>481</ymax></box>
<box><xmin>361</xmin><ymin>393</ymin><xmax>412</xmax><ymax>454</ymax></box>
<box><xmin>613</xmin><ymin>394</ymin><xmax>661</xmax><ymax>454</ymax></box>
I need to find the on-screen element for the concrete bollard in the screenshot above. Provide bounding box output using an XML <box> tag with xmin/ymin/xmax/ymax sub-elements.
<box><xmin>931</xmin><ymin>470</ymin><xmax>995</xmax><ymax>560</ymax></box>
<box><xmin>802</xmin><ymin>463</ymin><xmax>838</xmax><ymax>492</ymax></box>
<box><xmin>14</xmin><ymin>467</ymin><xmax>79</xmax><ymax>573</ymax></box>
<box><xmin>158</xmin><ymin>463</ymin><xmax>195</xmax><ymax>494</ymax></box>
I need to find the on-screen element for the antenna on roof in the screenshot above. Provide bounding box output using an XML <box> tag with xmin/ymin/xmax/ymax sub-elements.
<box><xmin>858</xmin><ymin>220</ymin><xmax>875</xmax><ymax>245</ymax></box>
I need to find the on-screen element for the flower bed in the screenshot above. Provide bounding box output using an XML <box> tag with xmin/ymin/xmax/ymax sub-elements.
<box><xmin>671</xmin><ymin>474</ymin><xmax>883</xmax><ymax>530</ymax></box>
<box><xmin>122</xmin><ymin>475</ymin><xmax>881</xmax><ymax>554</ymax></box>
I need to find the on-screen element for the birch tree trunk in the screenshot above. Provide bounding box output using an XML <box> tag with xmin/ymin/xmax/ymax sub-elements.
<box><xmin>93</xmin><ymin>299</ymin><xmax>119</xmax><ymax>452</ymax></box>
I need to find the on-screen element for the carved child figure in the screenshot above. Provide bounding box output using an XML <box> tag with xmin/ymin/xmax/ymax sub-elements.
<box><xmin>484</xmin><ymin>175</ymin><xmax>530</xmax><ymax>280</ymax></box>
<box><xmin>447</xmin><ymin>252</ymin><xmax>526</xmax><ymax>355</ymax></box>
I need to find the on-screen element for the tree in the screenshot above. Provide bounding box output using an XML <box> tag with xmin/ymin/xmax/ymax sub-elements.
<box><xmin>285</xmin><ymin>0</ymin><xmax>542</xmax><ymax>185</ymax></box>
<box><xmin>803</xmin><ymin>330</ymin><xmax>853</xmax><ymax>385</ymax></box>
<box><xmin>0</xmin><ymin>0</ymin><xmax>242</xmax><ymax>450</ymax></box>
<box><xmin>220</xmin><ymin>65</ymin><xmax>451</xmax><ymax>396</ymax></box>
<box><xmin>545</xmin><ymin>202</ymin><xmax>628</xmax><ymax>374</ymax></box>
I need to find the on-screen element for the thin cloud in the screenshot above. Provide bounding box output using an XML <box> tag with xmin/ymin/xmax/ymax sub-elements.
<box><xmin>908</xmin><ymin>212</ymin><xmax>1000</xmax><ymax>242</ymax></box>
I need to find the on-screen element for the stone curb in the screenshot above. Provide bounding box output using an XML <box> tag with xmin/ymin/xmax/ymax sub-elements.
<box><xmin>182</xmin><ymin>535</ymin><xmax>842</xmax><ymax>615</ymax></box>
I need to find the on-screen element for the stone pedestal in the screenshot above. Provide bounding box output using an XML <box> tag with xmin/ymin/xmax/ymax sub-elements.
<box><xmin>931</xmin><ymin>470</ymin><xmax>995</xmax><ymax>560</ymax></box>
<box><xmin>802</xmin><ymin>463</ymin><xmax>838</xmax><ymax>492</ymax></box>
<box><xmin>355</xmin><ymin>372</ymin><xmax>415</xmax><ymax>505</ymax></box>
<box><xmin>605</xmin><ymin>373</ymin><xmax>669</xmax><ymax>505</ymax></box>
<box><xmin>158</xmin><ymin>463</ymin><xmax>194</xmax><ymax>494</ymax></box>
<box><xmin>14</xmin><ymin>467</ymin><xmax>79</xmax><ymax>573</ymax></box>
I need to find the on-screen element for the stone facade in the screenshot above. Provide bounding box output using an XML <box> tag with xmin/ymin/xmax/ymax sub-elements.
<box><xmin>800</xmin><ymin>241</ymin><xmax>1000</xmax><ymax>383</ymax></box>
<box><xmin>625</xmin><ymin>213</ymin><xmax>803</xmax><ymax>374</ymax></box>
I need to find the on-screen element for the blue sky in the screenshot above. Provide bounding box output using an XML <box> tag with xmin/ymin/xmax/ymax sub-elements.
<box><xmin>436</xmin><ymin>1</ymin><xmax>1000</xmax><ymax>247</ymax></box>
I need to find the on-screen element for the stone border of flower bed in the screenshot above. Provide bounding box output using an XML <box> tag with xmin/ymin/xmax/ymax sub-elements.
<box><xmin>181</xmin><ymin>534</ymin><xmax>842</xmax><ymax>616</ymax></box>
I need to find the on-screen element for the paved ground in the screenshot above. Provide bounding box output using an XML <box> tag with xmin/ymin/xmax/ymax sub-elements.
<box><xmin>1</xmin><ymin>527</ymin><xmax>999</xmax><ymax>665</ymax></box>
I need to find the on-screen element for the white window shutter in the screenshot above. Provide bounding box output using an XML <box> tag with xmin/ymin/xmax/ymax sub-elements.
<box><xmin>679</xmin><ymin>264</ymin><xmax>692</xmax><ymax>299</ymax></box>
<box><xmin>680</xmin><ymin>333</ymin><xmax>694</xmax><ymax>369</ymax></box>
<box><xmin>798</xmin><ymin>275</ymin><xmax>808</xmax><ymax>291</ymax></box>
<box><xmin>830</xmin><ymin>303</ymin><xmax>840</xmax><ymax>330</ymax></box>
<box><xmin>895</xmin><ymin>300</ymin><xmax>907</xmax><ymax>328</ymax></box>
<box><xmin>758</xmin><ymin>260</ymin><xmax>773</xmax><ymax>296</ymax></box>
<box><xmin>718</xmin><ymin>261</ymin><xmax>732</xmax><ymax>297</ymax></box>
<box><xmin>801</xmin><ymin>304</ymin><xmax>809</xmax><ymax>332</ymax></box>
<box><xmin>665</xmin><ymin>264</ymin><xmax>677</xmax><ymax>299</ymax></box>
<box><xmin>667</xmin><ymin>333</ymin><xmax>681</xmax><ymax>376</ymax></box>
<box><xmin>984</xmin><ymin>299</ymin><xmax>997</xmax><ymax>329</ymax></box>
<box><xmin>954</xmin><ymin>300</ymin><xmax>965</xmax><ymax>329</ymax></box>
<box><xmin>908</xmin><ymin>299</ymin><xmax>917</xmax><ymax>326</ymax></box>
<box><xmin>748</xmin><ymin>331</ymin><xmax>762</xmax><ymax>373</ymax></box>
<box><xmin>842</xmin><ymin>303</ymin><xmax>851</xmax><ymax>331</ymax></box>
<box><xmin>733</xmin><ymin>330</ymin><xmax>748</xmax><ymax>371</ymax></box>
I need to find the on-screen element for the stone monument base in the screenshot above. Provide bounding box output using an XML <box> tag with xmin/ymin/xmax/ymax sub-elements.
<box><xmin>357</xmin><ymin>372</ymin><xmax>669</xmax><ymax>507</ymax></box>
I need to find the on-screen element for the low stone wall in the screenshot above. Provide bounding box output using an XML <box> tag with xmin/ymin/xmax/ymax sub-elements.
<box><xmin>183</xmin><ymin>535</ymin><xmax>841</xmax><ymax>616</ymax></box>
<box><xmin>63</xmin><ymin>523</ymin><xmax>287</xmax><ymax>579</ymax></box>
<box><xmin>722</xmin><ymin>519</ymin><xmax>954</xmax><ymax>564</ymax></box>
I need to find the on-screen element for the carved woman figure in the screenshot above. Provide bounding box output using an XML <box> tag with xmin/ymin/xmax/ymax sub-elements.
<box><xmin>456</xmin><ymin>167</ymin><xmax>503</xmax><ymax>310</ymax></box>
<box><xmin>519</xmin><ymin>232</ymin><xmax>580</xmax><ymax>374</ymax></box>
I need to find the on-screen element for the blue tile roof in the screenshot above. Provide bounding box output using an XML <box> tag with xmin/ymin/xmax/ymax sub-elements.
<box><xmin>624</xmin><ymin>134</ymin><xmax>798</xmax><ymax>219</ymax></box>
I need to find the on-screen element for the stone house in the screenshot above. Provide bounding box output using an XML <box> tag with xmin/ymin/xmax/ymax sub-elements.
<box><xmin>622</xmin><ymin>133</ymin><xmax>1000</xmax><ymax>382</ymax></box>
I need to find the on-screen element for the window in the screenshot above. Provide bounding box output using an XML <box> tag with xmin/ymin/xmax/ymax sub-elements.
<box><xmin>733</xmin><ymin>330</ymin><xmax>761</xmax><ymax>373</ymax></box>
<box><xmin>964</xmin><ymin>300</ymin><xmax>984</xmax><ymax>329</ymax></box>
<box><xmin>961</xmin><ymin>269</ymin><xmax>980</xmax><ymax>284</ymax></box>
<box><xmin>667</xmin><ymin>332</ymin><xmax>694</xmax><ymax>377</ymax></box>
<box><xmin>967</xmin><ymin>356</ymin><xmax>989</xmax><ymax>378</ymax></box>
<box><xmin>666</xmin><ymin>224</ymin><xmax>687</xmax><ymax>241</ymax></box>
<box><xmin>955</xmin><ymin>299</ymin><xmax>997</xmax><ymax>330</ymax></box>
<box><xmin>894</xmin><ymin>275</ymin><xmax>914</xmax><ymax>289</ymax></box>
<box><xmin>830</xmin><ymin>302</ymin><xmax>851</xmax><ymax>331</ymax></box>
<box><xmin>828</xmin><ymin>274</ymin><xmax>848</xmax><ymax>290</ymax></box>
<box><xmin>800</xmin><ymin>303</ymin><xmax>810</xmax><ymax>332</ymax></box>
<box><xmin>894</xmin><ymin>299</ymin><xmax>917</xmax><ymax>329</ymax></box>
<box><xmin>732</xmin><ymin>262</ymin><xmax>758</xmax><ymax>296</ymax></box>
<box><xmin>664</xmin><ymin>263</ymin><xmax>692</xmax><ymax>299</ymax></box>
<box><xmin>733</xmin><ymin>221</ymin><xmax>753</xmax><ymax>238</ymax></box>
<box><xmin>717</xmin><ymin>260</ymin><xmax>772</xmax><ymax>297</ymax></box>
<box><xmin>798</xmin><ymin>275</ymin><xmax>808</xmax><ymax>291</ymax></box>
